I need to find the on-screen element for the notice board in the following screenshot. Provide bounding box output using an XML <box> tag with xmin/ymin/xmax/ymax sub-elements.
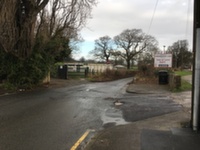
<box><xmin>154</xmin><ymin>53</ymin><xmax>172</xmax><ymax>68</ymax></box>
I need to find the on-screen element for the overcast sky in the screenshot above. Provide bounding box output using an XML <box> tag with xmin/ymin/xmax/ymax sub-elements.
<box><xmin>75</xmin><ymin>0</ymin><xmax>194</xmax><ymax>60</ymax></box>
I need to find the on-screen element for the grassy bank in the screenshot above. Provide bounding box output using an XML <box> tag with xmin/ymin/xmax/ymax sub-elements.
<box><xmin>175</xmin><ymin>70</ymin><xmax>192</xmax><ymax>76</ymax></box>
<box><xmin>173</xmin><ymin>70</ymin><xmax>192</xmax><ymax>92</ymax></box>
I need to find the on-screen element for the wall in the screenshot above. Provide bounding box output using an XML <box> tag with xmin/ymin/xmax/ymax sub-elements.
<box><xmin>169</xmin><ymin>73</ymin><xmax>181</xmax><ymax>89</ymax></box>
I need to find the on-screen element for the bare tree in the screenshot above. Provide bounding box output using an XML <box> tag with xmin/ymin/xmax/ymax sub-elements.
<box><xmin>114</xmin><ymin>29</ymin><xmax>158</xmax><ymax>69</ymax></box>
<box><xmin>90</xmin><ymin>36</ymin><xmax>113</xmax><ymax>62</ymax></box>
<box><xmin>137</xmin><ymin>44</ymin><xmax>159</xmax><ymax>65</ymax></box>
<box><xmin>167</xmin><ymin>40</ymin><xmax>192</xmax><ymax>69</ymax></box>
<box><xmin>37</xmin><ymin>0</ymin><xmax>97</xmax><ymax>39</ymax></box>
<box><xmin>79</xmin><ymin>56</ymin><xmax>86</xmax><ymax>62</ymax></box>
<box><xmin>0</xmin><ymin>0</ymin><xmax>97</xmax><ymax>59</ymax></box>
<box><xmin>35</xmin><ymin>0</ymin><xmax>97</xmax><ymax>59</ymax></box>
<box><xmin>0</xmin><ymin>0</ymin><xmax>49</xmax><ymax>59</ymax></box>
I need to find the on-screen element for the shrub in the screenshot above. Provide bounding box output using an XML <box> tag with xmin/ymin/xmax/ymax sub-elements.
<box><xmin>88</xmin><ymin>69</ymin><xmax>136</xmax><ymax>82</ymax></box>
<box><xmin>138</xmin><ymin>64</ymin><xmax>155</xmax><ymax>77</ymax></box>
<box><xmin>50</xmin><ymin>62</ymin><xmax>65</xmax><ymax>78</ymax></box>
<box><xmin>0</xmin><ymin>50</ymin><xmax>52</xmax><ymax>89</ymax></box>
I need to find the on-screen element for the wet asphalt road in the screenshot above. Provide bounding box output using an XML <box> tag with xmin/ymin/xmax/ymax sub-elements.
<box><xmin>0</xmin><ymin>78</ymin><xmax>181</xmax><ymax>150</ymax></box>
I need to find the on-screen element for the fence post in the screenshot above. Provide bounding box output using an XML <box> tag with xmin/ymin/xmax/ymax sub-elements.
<box><xmin>85</xmin><ymin>67</ymin><xmax>89</xmax><ymax>77</ymax></box>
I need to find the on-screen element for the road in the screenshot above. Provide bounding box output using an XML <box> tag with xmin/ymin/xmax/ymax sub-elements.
<box><xmin>0</xmin><ymin>78</ymin><xmax>181</xmax><ymax>150</ymax></box>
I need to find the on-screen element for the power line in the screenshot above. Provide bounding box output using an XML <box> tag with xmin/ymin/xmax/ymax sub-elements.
<box><xmin>147</xmin><ymin>0</ymin><xmax>159</xmax><ymax>34</ymax></box>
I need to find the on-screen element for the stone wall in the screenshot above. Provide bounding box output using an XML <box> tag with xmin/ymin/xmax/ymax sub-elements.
<box><xmin>169</xmin><ymin>73</ymin><xmax>181</xmax><ymax>89</ymax></box>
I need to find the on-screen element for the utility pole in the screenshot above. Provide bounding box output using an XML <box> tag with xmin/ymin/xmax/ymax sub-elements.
<box><xmin>192</xmin><ymin>0</ymin><xmax>200</xmax><ymax>131</ymax></box>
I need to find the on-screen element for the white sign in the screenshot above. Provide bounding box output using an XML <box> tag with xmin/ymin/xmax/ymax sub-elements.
<box><xmin>154</xmin><ymin>53</ymin><xmax>172</xmax><ymax>68</ymax></box>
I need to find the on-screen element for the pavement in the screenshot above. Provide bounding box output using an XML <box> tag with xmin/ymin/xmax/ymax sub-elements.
<box><xmin>84</xmin><ymin>76</ymin><xmax>200</xmax><ymax>150</ymax></box>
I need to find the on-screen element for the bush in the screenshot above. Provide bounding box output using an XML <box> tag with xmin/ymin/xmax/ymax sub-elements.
<box><xmin>50</xmin><ymin>62</ymin><xmax>65</xmax><ymax>78</ymax></box>
<box><xmin>88</xmin><ymin>69</ymin><xmax>136</xmax><ymax>82</ymax></box>
<box><xmin>0</xmin><ymin>50</ymin><xmax>52</xmax><ymax>89</ymax></box>
<box><xmin>138</xmin><ymin>64</ymin><xmax>155</xmax><ymax>77</ymax></box>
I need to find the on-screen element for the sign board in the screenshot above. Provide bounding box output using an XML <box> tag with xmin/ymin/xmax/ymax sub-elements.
<box><xmin>154</xmin><ymin>53</ymin><xmax>172</xmax><ymax>68</ymax></box>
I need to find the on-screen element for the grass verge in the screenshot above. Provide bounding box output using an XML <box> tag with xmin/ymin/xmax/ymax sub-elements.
<box><xmin>175</xmin><ymin>70</ymin><xmax>192</xmax><ymax>76</ymax></box>
<box><xmin>171</xmin><ymin>70</ymin><xmax>192</xmax><ymax>92</ymax></box>
<box><xmin>172</xmin><ymin>80</ymin><xmax>192</xmax><ymax>92</ymax></box>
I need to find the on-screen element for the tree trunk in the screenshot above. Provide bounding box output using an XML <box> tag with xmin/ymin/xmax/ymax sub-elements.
<box><xmin>106</xmin><ymin>56</ymin><xmax>109</xmax><ymax>63</ymax></box>
<box><xmin>0</xmin><ymin>0</ymin><xmax>18</xmax><ymax>53</ymax></box>
<box><xmin>15</xmin><ymin>16</ymin><xmax>37</xmax><ymax>59</ymax></box>
<box><xmin>126</xmin><ymin>59</ymin><xmax>131</xmax><ymax>69</ymax></box>
<box><xmin>0</xmin><ymin>0</ymin><xmax>49</xmax><ymax>59</ymax></box>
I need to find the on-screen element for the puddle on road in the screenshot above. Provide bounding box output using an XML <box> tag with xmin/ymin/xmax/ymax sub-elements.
<box><xmin>101</xmin><ymin>108</ymin><xmax>129</xmax><ymax>128</ymax></box>
<box><xmin>104</xmin><ymin>97</ymin><xmax>125</xmax><ymax>106</ymax></box>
